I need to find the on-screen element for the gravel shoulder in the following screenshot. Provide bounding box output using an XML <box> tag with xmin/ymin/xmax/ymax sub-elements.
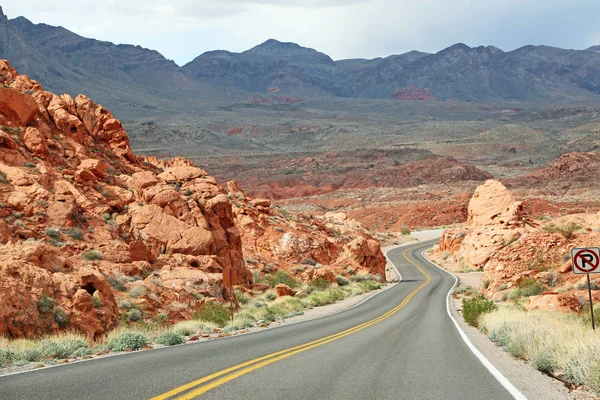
<box><xmin>426</xmin><ymin>254</ymin><xmax>599</xmax><ymax>400</ymax></box>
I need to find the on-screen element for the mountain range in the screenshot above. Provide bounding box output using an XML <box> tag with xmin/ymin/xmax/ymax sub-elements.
<box><xmin>2</xmin><ymin>6</ymin><xmax>600</xmax><ymax>118</ymax></box>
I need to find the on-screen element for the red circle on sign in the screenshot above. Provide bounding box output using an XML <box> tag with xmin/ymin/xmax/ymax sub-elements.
<box><xmin>574</xmin><ymin>249</ymin><xmax>600</xmax><ymax>273</ymax></box>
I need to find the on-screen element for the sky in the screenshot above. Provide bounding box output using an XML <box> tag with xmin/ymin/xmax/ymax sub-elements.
<box><xmin>4</xmin><ymin>0</ymin><xmax>600</xmax><ymax>66</ymax></box>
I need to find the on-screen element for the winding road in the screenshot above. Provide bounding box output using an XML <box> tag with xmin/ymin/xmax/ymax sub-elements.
<box><xmin>0</xmin><ymin>240</ymin><xmax>521</xmax><ymax>399</ymax></box>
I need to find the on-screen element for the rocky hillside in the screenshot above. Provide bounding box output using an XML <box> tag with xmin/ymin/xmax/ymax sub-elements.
<box><xmin>434</xmin><ymin>179</ymin><xmax>600</xmax><ymax>313</ymax></box>
<box><xmin>0</xmin><ymin>60</ymin><xmax>386</xmax><ymax>339</ymax></box>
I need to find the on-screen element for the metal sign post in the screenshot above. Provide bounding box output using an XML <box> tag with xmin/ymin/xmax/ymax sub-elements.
<box><xmin>571</xmin><ymin>248</ymin><xmax>600</xmax><ymax>331</ymax></box>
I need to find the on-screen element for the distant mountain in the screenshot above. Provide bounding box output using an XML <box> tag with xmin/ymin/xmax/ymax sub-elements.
<box><xmin>183</xmin><ymin>39</ymin><xmax>339</xmax><ymax>95</ymax></box>
<box><xmin>10</xmin><ymin>16</ymin><xmax>193</xmax><ymax>92</ymax></box>
<box><xmin>2</xmin><ymin>8</ymin><xmax>600</xmax><ymax>106</ymax></box>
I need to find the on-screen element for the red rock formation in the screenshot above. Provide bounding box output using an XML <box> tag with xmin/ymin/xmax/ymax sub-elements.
<box><xmin>227</xmin><ymin>181</ymin><xmax>387</xmax><ymax>282</ymax></box>
<box><xmin>392</xmin><ymin>86</ymin><xmax>435</xmax><ymax>101</ymax></box>
<box><xmin>0</xmin><ymin>60</ymin><xmax>250</xmax><ymax>338</ymax></box>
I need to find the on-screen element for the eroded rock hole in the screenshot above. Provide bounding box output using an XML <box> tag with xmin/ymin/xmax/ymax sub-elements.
<box><xmin>190</xmin><ymin>260</ymin><xmax>200</xmax><ymax>268</ymax></box>
<box><xmin>70</xmin><ymin>126</ymin><xmax>77</xmax><ymax>133</ymax></box>
<box><xmin>82</xmin><ymin>282</ymin><xmax>96</xmax><ymax>296</ymax></box>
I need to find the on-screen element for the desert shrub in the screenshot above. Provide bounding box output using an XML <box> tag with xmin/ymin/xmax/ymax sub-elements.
<box><xmin>462</xmin><ymin>296</ymin><xmax>497</xmax><ymax>327</ymax></box>
<box><xmin>234</xmin><ymin>289</ymin><xmax>250</xmax><ymax>305</ymax></box>
<box><xmin>38</xmin><ymin>295</ymin><xmax>55</xmax><ymax>314</ymax></box>
<box><xmin>53</xmin><ymin>307</ymin><xmax>69</xmax><ymax>327</ymax></box>
<box><xmin>128</xmin><ymin>286</ymin><xmax>147</xmax><ymax>299</ymax></box>
<box><xmin>400</xmin><ymin>226</ymin><xmax>411</xmax><ymax>235</ymax></box>
<box><xmin>454</xmin><ymin>285</ymin><xmax>475</xmax><ymax>296</ymax></box>
<box><xmin>101</xmin><ymin>213</ymin><xmax>111</xmax><ymax>222</ymax></box>
<box><xmin>82</xmin><ymin>250</ymin><xmax>102</xmax><ymax>261</ymax></box>
<box><xmin>0</xmin><ymin>350</ymin><xmax>14</xmax><ymax>367</ymax></box>
<box><xmin>268</xmin><ymin>270</ymin><xmax>299</xmax><ymax>288</ymax></box>
<box><xmin>518</xmin><ymin>278</ymin><xmax>544</xmax><ymax>297</ymax></box>
<box><xmin>350</xmin><ymin>273</ymin><xmax>379</xmax><ymax>282</ymax></box>
<box><xmin>300</xmin><ymin>258</ymin><xmax>317</xmax><ymax>266</ymax></box>
<box><xmin>193</xmin><ymin>302</ymin><xmax>231</xmax><ymax>327</ymax></box>
<box><xmin>357</xmin><ymin>280</ymin><xmax>382</xmax><ymax>291</ymax></box>
<box><xmin>183</xmin><ymin>189</ymin><xmax>193</xmax><ymax>196</ymax></box>
<box><xmin>40</xmin><ymin>336</ymin><xmax>90</xmax><ymax>359</ymax></box>
<box><xmin>336</xmin><ymin>275</ymin><xmax>350</xmax><ymax>286</ymax></box>
<box><xmin>543</xmin><ymin>222</ymin><xmax>582</xmax><ymax>239</ymax></box>
<box><xmin>23</xmin><ymin>162</ymin><xmax>36</xmax><ymax>168</ymax></box>
<box><xmin>65</xmin><ymin>227</ymin><xmax>84</xmax><ymax>241</ymax></box>
<box><xmin>106</xmin><ymin>275</ymin><xmax>127</xmax><ymax>292</ymax></box>
<box><xmin>14</xmin><ymin>220</ymin><xmax>27</xmax><ymax>228</ymax></box>
<box><xmin>108</xmin><ymin>332</ymin><xmax>149</xmax><ymax>351</ymax></box>
<box><xmin>44</xmin><ymin>227</ymin><xmax>60</xmax><ymax>240</ymax></box>
<box><xmin>124</xmin><ymin>309</ymin><xmax>143</xmax><ymax>322</ymax></box>
<box><xmin>481</xmin><ymin>308</ymin><xmax>600</xmax><ymax>392</ymax></box>
<box><xmin>155</xmin><ymin>331</ymin><xmax>185</xmax><ymax>346</ymax></box>
<box><xmin>93</xmin><ymin>295</ymin><xmax>102</xmax><ymax>308</ymax></box>
<box><xmin>174</xmin><ymin>320</ymin><xmax>218</xmax><ymax>336</ymax></box>
<box><xmin>310</xmin><ymin>278</ymin><xmax>331</xmax><ymax>291</ymax></box>
<box><xmin>263</xmin><ymin>290</ymin><xmax>277</xmax><ymax>301</ymax></box>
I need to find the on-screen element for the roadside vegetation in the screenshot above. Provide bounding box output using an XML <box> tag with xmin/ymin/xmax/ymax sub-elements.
<box><xmin>452</xmin><ymin>271</ymin><xmax>600</xmax><ymax>395</ymax></box>
<box><xmin>0</xmin><ymin>272</ymin><xmax>383</xmax><ymax>370</ymax></box>
<box><xmin>480</xmin><ymin>306</ymin><xmax>600</xmax><ymax>394</ymax></box>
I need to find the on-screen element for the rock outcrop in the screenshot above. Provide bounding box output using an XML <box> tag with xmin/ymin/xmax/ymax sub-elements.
<box><xmin>0</xmin><ymin>60</ymin><xmax>251</xmax><ymax>338</ymax></box>
<box><xmin>438</xmin><ymin>180</ymin><xmax>528</xmax><ymax>269</ymax></box>
<box><xmin>0</xmin><ymin>60</ymin><xmax>388</xmax><ymax>338</ymax></box>
<box><xmin>435</xmin><ymin>178</ymin><xmax>600</xmax><ymax>312</ymax></box>
<box><xmin>228</xmin><ymin>182</ymin><xmax>387</xmax><ymax>282</ymax></box>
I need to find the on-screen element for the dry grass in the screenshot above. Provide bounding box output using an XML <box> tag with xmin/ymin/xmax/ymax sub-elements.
<box><xmin>172</xmin><ymin>320</ymin><xmax>218</xmax><ymax>336</ymax></box>
<box><xmin>481</xmin><ymin>307</ymin><xmax>600</xmax><ymax>393</ymax></box>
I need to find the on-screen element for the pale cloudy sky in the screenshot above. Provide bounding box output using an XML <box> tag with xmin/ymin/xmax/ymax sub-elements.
<box><xmin>4</xmin><ymin>0</ymin><xmax>600</xmax><ymax>65</ymax></box>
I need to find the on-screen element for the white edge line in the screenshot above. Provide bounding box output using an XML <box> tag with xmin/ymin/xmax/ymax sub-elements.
<box><xmin>420</xmin><ymin>249</ymin><xmax>527</xmax><ymax>400</ymax></box>
<box><xmin>1</xmin><ymin>242</ymin><xmax>414</xmax><ymax>380</ymax></box>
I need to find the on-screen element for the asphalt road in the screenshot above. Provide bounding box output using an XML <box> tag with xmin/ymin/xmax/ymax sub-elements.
<box><xmin>0</xmin><ymin>240</ymin><xmax>516</xmax><ymax>400</ymax></box>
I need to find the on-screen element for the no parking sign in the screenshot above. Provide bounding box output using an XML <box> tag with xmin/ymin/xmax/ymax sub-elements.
<box><xmin>571</xmin><ymin>248</ymin><xmax>600</xmax><ymax>274</ymax></box>
<box><xmin>571</xmin><ymin>247</ymin><xmax>600</xmax><ymax>330</ymax></box>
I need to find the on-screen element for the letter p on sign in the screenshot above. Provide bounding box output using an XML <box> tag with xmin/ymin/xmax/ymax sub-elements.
<box><xmin>571</xmin><ymin>248</ymin><xmax>600</xmax><ymax>274</ymax></box>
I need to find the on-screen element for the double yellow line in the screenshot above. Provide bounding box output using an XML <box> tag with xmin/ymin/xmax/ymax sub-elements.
<box><xmin>152</xmin><ymin>244</ymin><xmax>432</xmax><ymax>400</ymax></box>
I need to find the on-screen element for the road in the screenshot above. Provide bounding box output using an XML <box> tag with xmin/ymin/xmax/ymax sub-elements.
<box><xmin>0</xmin><ymin>240</ymin><xmax>517</xmax><ymax>400</ymax></box>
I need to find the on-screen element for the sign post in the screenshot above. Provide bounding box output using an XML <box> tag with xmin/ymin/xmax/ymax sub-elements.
<box><xmin>571</xmin><ymin>247</ymin><xmax>600</xmax><ymax>331</ymax></box>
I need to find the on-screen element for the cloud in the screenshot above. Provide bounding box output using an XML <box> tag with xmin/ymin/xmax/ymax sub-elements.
<box><xmin>3</xmin><ymin>0</ymin><xmax>600</xmax><ymax>65</ymax></box>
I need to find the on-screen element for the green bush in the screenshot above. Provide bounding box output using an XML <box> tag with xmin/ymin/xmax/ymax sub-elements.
<box><xmin>124</xmin><ymin>309</ymin><xmax>143</xmax><ymax>322</ymax></box>
<box><xmin>193</xmin><ymin>302</ymin><xmax>232</xmax><ymax>327</ymax></box>
<box><xmin>129</xmin><ymin>286</ymin><xmax>147</xmax><ymax>299</ymax></box>
<box><xmin>350</xmin><ymin>273</ymin><xmax>379</xmax><ymax>282</ymax></box>
<box><xmin>82</xmin><ymin>250</ymin><xmax>102</xmax><ymax>261</ymax></box>
<box><xmin>155</xmin><ymin>331</ymin><xmax>185</xmax><ymax>346</ymax></box>
<box><xmin>38</xmin><ymin>295</ymin><xmax>55</xmax><ymax>314</ymax></box>
<box><xmin>93</xmin><ymin>295</ymin><xmax>102</xmax><ymax>308</ymax></box>
<box><xmin>41</xmin><ymin>339</ymin><xmax>90</xmax><ymax>359</ymax></box>
<box><xmin>0</xmin><ymin>349</ymin><xmax>14</xmax><ymax>367</ymax></box>
<box><xmin>108</xmin><ymin>332</ymin><xmax>149</xmax><ymax>351</ymax></box>
<box><xmin>519</xmin><ymin>278</ymin><xmax>545</xmax><ymax>297</ymax></box>
<box><xmin>269</xmin><ymin>270</ymin><xmax>299</xmax><ymax>289</ymax></box>
<box><xmin>106</xmin><ymin>275</ymin><xmax>127</xmax><ymax>291</ymax></box>
<box><xmin>462</xmin><ymin>297</ymin><xmax>497</xmax><ymax>327</ymax></box>
<box><xmin>65</xmin><ymin>227</ymin><xmax>84</xmax><ymax>241</ymax></box>
<box><xmin>335</xmin><ymin>275</ymin><xmax>350</xmax><ymax>286</ymax></box>
<box><xmin>53</xmin><ymin>307</ymin><xmax>69</xmax><ymax>327</ymax></box>
<box><xmin>310</xmin><ymin>278</ymin><xmax>331</xmax><ymax>291</ymax></box>
<box><xmin>234</xmin><ymin>289</ymin><xmax>250</xmax><ymax>305</ymax></box>
<box><xmin>264</xmin><ymin>290</ymin><xmax>277</xmax><ymax>301</ymax></box>
<box><xmin>543</xmin><ymin>222</ymin><xmax>582</xmax><ymax>239</ymax></box>
<box><xmin>44</xmin><ymin>227</ymin><xmax>61</xmax><ymax>240</ymax></box>
<box><xmin>357</xmin><ymin>280</ymin><xmax>382</xmax><ymax>291</ymax></box>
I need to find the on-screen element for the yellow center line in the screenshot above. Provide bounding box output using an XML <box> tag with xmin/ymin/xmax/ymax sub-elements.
<box><xmin>151</xmin><ymin>243</ymin><xmax>432</xmax><ymax>400</ymax></box>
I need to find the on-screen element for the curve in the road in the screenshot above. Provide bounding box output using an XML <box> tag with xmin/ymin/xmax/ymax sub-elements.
<box><xmin>153</xmin><ymin>243</ymin><xmax>433</xmax><ymax>400</ymax></box>
<box><xmin>0</xmin><ymin>240</ymin><xmax>523</xmax><ymax>400</ymax></box>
